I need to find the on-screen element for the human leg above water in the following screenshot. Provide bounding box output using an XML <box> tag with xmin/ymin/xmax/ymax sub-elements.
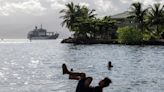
<box><xmin>62</xmin><ymin>63</ymin><xmax>86</xmax><ymax>80</ymax></box>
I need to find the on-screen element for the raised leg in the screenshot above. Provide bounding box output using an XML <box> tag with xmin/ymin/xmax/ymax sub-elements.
<box><xmin>62</xmin><ymin>63</ymin><xmax>70</xmax><ymax>74</ymax></box>
<box><xmin>62</xmin><ymin>63</ymin><xmax>86</xmax><ymax>80</ymax></box>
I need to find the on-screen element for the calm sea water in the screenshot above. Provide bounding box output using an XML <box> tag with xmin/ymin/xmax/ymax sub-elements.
<box><xmin>0</xmin><ymin>39</ymin><xmax>164</xmax><ymax>92</ymax></box>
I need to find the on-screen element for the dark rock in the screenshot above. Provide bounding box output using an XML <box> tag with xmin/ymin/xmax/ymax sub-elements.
<box><xmin>61</xmin><ymin>37</ymin><xmax>164</xmax><ymax>46</ymax></box>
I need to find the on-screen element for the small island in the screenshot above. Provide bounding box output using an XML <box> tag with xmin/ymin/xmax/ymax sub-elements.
<box><xmin>60</xmin><ymin>2</ymin><xmax>164</xmax><ymax>45</ymax></box>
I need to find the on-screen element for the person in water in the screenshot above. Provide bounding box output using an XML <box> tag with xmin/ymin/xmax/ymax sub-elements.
<box><xmin>92</xmin><ymin>77</ymin><xmax>111</xmax><ymax>92</ymax></box>
<box><xmin>62</xmin><ymin>64</ymin><xmax>112</xmax><ymax>92</ymax></box>
<box><xmin>108</xmin><ymin>61</ymin><xmax>113</xmax><ymax>70</ymax></box>
<box><xmin>62</xmin><ymin>64</ymin><xmax>93</xmax><ymax>92</ymax></box>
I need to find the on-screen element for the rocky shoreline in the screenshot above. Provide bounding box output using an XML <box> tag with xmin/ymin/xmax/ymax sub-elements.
<box><xmin>61</xmin><ymin>37</ymin><xmax>164</xmax><ymax>45</ymax></box>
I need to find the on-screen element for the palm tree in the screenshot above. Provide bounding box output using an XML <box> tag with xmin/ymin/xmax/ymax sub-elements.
<box><xmin>130</xmin><ymin>2</ymin><xmax>148</xmax><ymax>31</ymax></box>
<box><xmin>60</xmin><ymin>2</ymin><xmax>96</xmax><ymax>31</ymax></box>
<box><xmin>71</xmin><ymin>5</ymin><xmax>96</xmax><ymax>38</ymax></box>
<box><xmin>103</xmin><ymin>16</ymin><xmax>111</xmax><ymax>21</ymax></box>
<box><xmin>59</xmin><ymin>2</ymin><xmax>76</xmax><ymax>31</ymax></box>
<box><xmin>148</xmin><ymin>3</ymin><xmax>164</xmax><ymax>37</ymax></box>
<box><xmin>75</xmin><ymin>5</ymin><xmax>96</xmax><ymax>19</ymax></box>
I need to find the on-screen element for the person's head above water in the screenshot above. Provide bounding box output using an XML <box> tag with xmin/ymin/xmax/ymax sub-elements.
<box><xmin>108</xmin><ymin>61</ymin><xmax>113</xmax><ymax>69</ymax></box>
<box><xmin>108</xmin><ymin>61</ymin><xmax>112</xmax><ymax>65</ymax></box>
<box><xmin>99</xmin><ymin>77</ymin><xmax>112</xmax><ymax>88</ymax></box>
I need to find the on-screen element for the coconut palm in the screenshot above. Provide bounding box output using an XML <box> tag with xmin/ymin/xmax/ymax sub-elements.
<box><xmin>148</xmin><ymin>3</ymin><xmax>164</xmax><ymax>36</ymax></box>
<box><xmin>130</xmin><ymin>2</ymin><xmax>148</xmax><ymax>31</ymax></box>
<box><xmin>60</xmin><ymin>2</ymin><xmax>96</xmax><ymax>32</ymax></box>
<box><xmin>59</xmin><ymin>2</ymin><xmax>76</xmax><ymax>31</ymax></box>
<box><xmin>75</xmin><ymin>5</ymin><xmax>96</xmax><ymax>20</ymax></box>
<box><xmin>70</xmin><ymin>4</ymin><xmax>96</xmax><ymax>38</ymax></box>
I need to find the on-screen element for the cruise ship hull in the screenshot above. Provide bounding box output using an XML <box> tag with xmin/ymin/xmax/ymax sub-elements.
<box><xmin>28</xmin><ymin>34</ymin><xmax>59</xmax><ymax>40</ymax></box>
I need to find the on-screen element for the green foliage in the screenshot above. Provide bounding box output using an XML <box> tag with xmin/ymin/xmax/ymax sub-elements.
<box><xmin>60</xmin><ymin>2</ymin><xmax>117</xmax><ymax>39</ymax></box>
<box><xmin>59</xmin><ymin>2</ymin><xmax>96</xmax><ymax>32</ymax></box>
<box><xmin>117</xmin><ymin>26</ymin><xmax>143</xmax><ymax>44</ymax></box>
<box><xmin>129</xmin><ymin>2</ymin><xmax>164</xmax><ymax>41</ymax></box>
<box><xmin>142</xmin><ymin>31</ymin><xmax>151</xmax><ymax>41</ymax></box>
<box><xmin>147</xmin><ymin>3</ymin><xmax>164</xmax><ymax>37</ymax></box>
<box><xmin>60</xmin><ymin>1</ymin><xmax>164</xmax><ymax>44</ymax></box>
<box><xmin>129</xmin><ymin>2</ymin><xmax>148</xmax><ymax>31</ymax></box>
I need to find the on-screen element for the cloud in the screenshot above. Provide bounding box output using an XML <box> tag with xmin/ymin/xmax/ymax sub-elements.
<box><xmin>47</xmin><ymin>0</ymin><xmax>71</xmax><ymax>10</ymax></box>
<box><xmin>0</xmin><ymin>0</ymin><xmax>163</xmax><ymax>16</ymax></box>
<box><xmin>143</xmin><ymin>0</ymin><xmax>164</xmax><ymax>6</ymax></box>
<box><xmin>0</xmin><ymin>0</ymin><xmax>46</xmax><ymax>16</ymax></box>
<box><xmin>93</xmin><ymin>0</ymin><xmax>118</xmax><ymax>16</ymax></box>
<box><xmin>50</xmin><ymin>2</ymin><xmax>65</xmax><ymax>10</ymax></box>
<box><xmin>49</xmin><ymin>1</ymin><xmax>90</xmax><ymax>13</ymax></box>
<box><xmin>132</xmin><ymin>0</ymin><xmax>164</xmax><ymax>5</ymax></box>
<box><xmin>95</xmin><ymin>0</ymin><xmax>112</xmax><ymax>12</ymax></box>
<box><xmin>120</xmin><ymin>0</ymin><xmax>131</xmax><ymax>4</ymax></box>
<box><xmin>79</xmin><ymin>2</ymin><xmax>90</xmax><ymax>7</ymax></box>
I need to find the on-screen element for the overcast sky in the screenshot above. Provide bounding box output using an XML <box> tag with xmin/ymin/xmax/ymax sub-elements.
<box><xmin>0</xmin><ymin>0</ymin><xmax>163</xmax><ymax>38</ymax></box>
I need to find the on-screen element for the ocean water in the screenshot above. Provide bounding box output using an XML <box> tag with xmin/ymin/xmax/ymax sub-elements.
<box><xmin>0</xmin><ymin>39</ymin><xmax>163</xmax><ymax>92</ymax></box>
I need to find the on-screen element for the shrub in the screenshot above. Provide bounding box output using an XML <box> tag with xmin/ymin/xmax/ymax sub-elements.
<box><xmin>142</xmin><ymin>31</ymin><xmax>152</xmax><ymax>41</ymax></box>
<box><xmin>117</xmin><ymin>26</ymin><xmax>143</xmax><ymax>44</ymax></box>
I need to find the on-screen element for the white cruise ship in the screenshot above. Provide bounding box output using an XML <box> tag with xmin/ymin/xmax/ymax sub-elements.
<box><xmin>27</xmin><ymin>25</ymin><xmax>59</xmax><ymax>40</ymax></box>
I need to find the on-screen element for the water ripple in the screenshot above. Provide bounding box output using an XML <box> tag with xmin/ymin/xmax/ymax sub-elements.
<box><xmin>0</xmin><ymin>39</ymin><xmax>163</xmax><ymax>92</ymax></box>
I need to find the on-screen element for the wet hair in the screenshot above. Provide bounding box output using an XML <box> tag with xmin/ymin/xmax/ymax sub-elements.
<box><xmin>108</xmin><ymin>61</ymin><xmax>113</xmax><ymax>66</ymax></box>
<box><xmin>103</xmin><ymin>77</ymin><xmax>112</xmax><ymax>87</ymax></box>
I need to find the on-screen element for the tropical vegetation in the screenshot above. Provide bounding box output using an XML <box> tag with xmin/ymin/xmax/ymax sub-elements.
<box><xmin>117</xmin><ymin>26</ymin><xmax>143</xmax><ymax>44</ymax></box>
<box><xmin>147</xmin><ymin>3</ymin><xmax>164</xmax><ymax>39</ymax></box>
<box><xmin>60</xmin><ymin>2</ymin><xmax>117</xmax><ymax>40</ymax></box>
<box><xmin>60</xmin><ymin>2</ymin><xmax>164</xmax><ymax>44</ymax></box>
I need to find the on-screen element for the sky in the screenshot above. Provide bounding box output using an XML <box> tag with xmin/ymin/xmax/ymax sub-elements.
<box><xmin>0</xmin><ymin>0</ymin><xmax>163</xmax><ymax>38</ymax></box>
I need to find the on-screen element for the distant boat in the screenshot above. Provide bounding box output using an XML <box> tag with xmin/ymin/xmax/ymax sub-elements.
<box><xmin>27</xmin><ymin>25</ymin><xmax>59</xmax><ymax>40</ymax></box>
